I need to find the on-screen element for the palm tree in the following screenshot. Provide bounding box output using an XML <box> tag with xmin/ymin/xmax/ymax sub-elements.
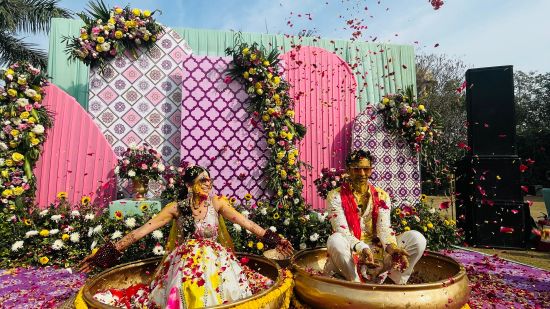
<box><xmin>0</xmin><ymin>0</ymin><xmax>72</xmax><ymax>69</ymax></box>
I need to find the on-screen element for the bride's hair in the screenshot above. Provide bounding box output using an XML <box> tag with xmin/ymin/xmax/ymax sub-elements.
<box><xmin>178</xmin><ymin>165</ymin><xmax>210</xmax><ymax>237</ymax></box>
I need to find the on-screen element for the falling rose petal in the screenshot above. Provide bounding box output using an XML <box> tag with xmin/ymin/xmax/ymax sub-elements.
<box><xmin>525</xmin><ymin>158</ymin><xmax>535</xmax><ymax>165</ymax></box>
<box><xmin>511</xmin><ymin>209</ymin><xmax>519</xmax><ymax>214</ymax></box>
<box><xmin>520</xmin><ymin>186</ymin><xmax>529</xmax><ymax>193</ymax></box>
<box><xmin>500</xmin><ymin>226</ymin><xmax>514</xmax><ymax>234</ymax></box>
<box><xmin>526</xmin><ymin>200</ymin><xmax>533</xmax><ymax>207</ymax></box>
<box><xmin>519</xmin><ymin>164</ymin><xmax>529</xmax><ymax>172</ymax></box>
<box><xmin>531</xmin><ymin>228</ymin><xmax>541</xmax><ymax>237</ymax></box>
<box><xmin>439</xmin><ymin>201</ymin><xmax>450</xmax><ymax>210</ymax></box>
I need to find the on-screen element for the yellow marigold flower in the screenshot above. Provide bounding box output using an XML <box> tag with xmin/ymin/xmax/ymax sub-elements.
<box><xmin>280</xmin><ymin>170</ymin><xmax>287</xmax><ymax>178</ymax></box>
<box><xmin>114</xmin><ymin>210</ymin><xmax>123</xmax><ymax>220</ymax></box>
<box><xmin>267</xmin><ymin>72</ymin><xmax>273</xmax><ymax>80</ymax></box>
<box><xmin>57</xmin><ymin>191</ymin><xmax>68</xmax><ymax>199</ymax></box>
<box><xmin>12</xmin><ymin>152</ymin><xmax>24</xmax><ymax>162</ymax></box>
<box><xmin>288</xmin><ymin>159</ymin><xmax>295</xmax><ymax>166</ymax></box>
<box><xmin>262</xmin><ymin>114</ymin><xmax>270</xmax><ymax>122</ymax></box>
<box><xmin>81</xmin><ymin>196</ymin><xmax>91</xmax><ymax>205</ymax></box>
<box><xmin>13</xmin><ymin>186</ymin><xmax>24</xmax><ymax>196</ymax></box>
<box><xmin>255</xmin><ymin>82</ymin><xmax>262</xmax><ymax>89</ymax></box>
<box><xmin>140</xmin><ymin>203</ymin><xmax>149</xmax><ymax>211</ymax></box>
<box><xmin>273</xmin><ymin>76</ymin><xmax>281</xmax><ymax>84</ymax></box>
<box><xmin>115</xmin><ymin>30</ymin><xmax>123</xmax><ymax>39</ymax></box>
<box><xmin>267</xmin><ymin>138</ymin><xmax>275</xmax><ymax>145</ymax></box>
<box><xmin>427</xmin><ymin>222</ymin><xmax>434</xmax><ymax>229</ymax></box>
<box><xmin>256</xmin><ymin>242</ymin><xmax>264</xmax><ymax>250</ymax></box>
<box><xmin>418</xmin><ymin>105</ymin><xmax>425</xmax><ymax>111</ymax></box>
<box><xmin>132</xmin><ymin>8</ymin><xmax>141</xmax><ymax>16</ymax></box>
<box><xmin>256</xmin><ymin>88</ymin><xmax>263</xmax><ymax>95</ymax></box>
<box><xmin>242</xmin><ymin>48</ymin><xmax>250</xmax><ymax>55</ymax></box>
<box><xmin>401</xmin><ymin>220</ymin><xmax>408</xmax><ymax>225</ymax></box>
<box><xmin>382</xmin><ymin>97</ymin><xmax>390</xmax><ymax>104</ymax></box>
<box><xmin>268</xmin><ymin>132</ymin><xmax>276</xmax><ymax>138</ymax></box>
<box><xmin>5</xmin><ymin>159</ymin><xmax>14</xmax><ymax>167</ymax></box>
<box><xmin>39</xmin><ymin>229</ymin><xmax>49</xmax><ymax>237</ymax></box>
<box><xmin>151</xmin><ymin>35</ymin><xmax>156</xmax><ymax>42</ymax></box>
<box><xmin>5</xmin><ymin>69</ymin><xmax>14</xmax><ymax>76</ymax></box>
<box><xmin>277</xmin><ymin>190</ymin><xmax>283</xmax><ymax>196</ymax></box>
<box><xmin>286</xmin><ymin>110</ymin><xmax>295</xmax><ymax>118</ymax></box>
<box><xmin>279</xmin><ymin>131</ymin><xmax>288</xmax><ymax>138</ymax></box>
<box><xmin>444</xmin><ymin>220</ymin><xmax>450</xmax><ymax>225</ymax></box>
<box><xmin>288</xmin><ymin>188</ymin><xmax>294</xmax><ymax>196</ymax></box>
<box><xmin>263</xmin><ymin>60</ymin><xmax>270</xmax><ymax>66</ymax></box>
<box><xmin>248</xmin><ymin>68</ymin><xmax>256</xmax><ymax>75</ymax></box>
<box><xmin>273</xmin><ymin>212</ymin><xmax>280</xmax><ymax>219</ymax></box>
<box><xmin>10</xmin><ymin>129</ymin><xmax>20</xmax><ymax>137</ymax></box>
<box><xmin>95</xmin><ymin>45</ymin><xmax>102</xmax><ymax>52</ymax></box>
<box><xmin>7</xmin><ymin>89</ymin><xmax>17</xmax><ymax>97</ymax></box>
<box><xmin>143</xmin><ymin>35</ymin><xmax>150</xmax><ymax>41</ymax></box>
<box><xmin>20</xmin><ymin>111</ymin><xmax>30</xmax><ymax>119</ymax></box>
<box><xmin>62</xmin><ymin>234</ymin><xmax>70</xmax><ymax>241</ymax></box>
<box><xmin>39</xmin><ymin>256</ymin><xmax>49</xmax><ymax>265</ymax></box>
<box><xmin>24</xmin><ymin>218</ymin><xmax>32</xmax><ymax>226</ymax></box>
<box><xmin>9</xmin><ymin>141</ymin><xmax>17</xmax><ymax>148</ymax></box>
<box><xmin>2</xmin><ymin>189</ymin><xmax>13</xmax><ymax>197</ymax></box>
<box><xmin>244</xmin><ymin>193</ymin><xmax>253</xmax><ymax>201</ymax></box>
<box><xmin>273</xmin><ymin>93</ymin><xmax>280</xmax><ymax>101</ymax></box>
<box><xmin>243</xmin><ymin>72</ymin><xmax>249</xmax><ymax>79</ymax></box>
<box><xmin>247</xmin><ymin>240</ymin><xmax>254</xmax><ymax>248</ymax></box>
<box><xmin>30</xmin><ymin>138</ymin><xmax>40</xmax><ymax>146</ymax></box>
<box><xmin>286</xmin><ymin>133</ymin><xmax>294</xmax><ymax>140</ymax></box>
<box><xmin>80</xmin><ymin>33</ymin><xmax>88</xmax><ymax>40</ymax></box>
<box><xmin>96</xmin><ymin>36</ymin><xmax>105</xmax><ymax>44</ymax></box>
<box><xmin>395</xmin><ymin>208</ymin><xmax>401</xmax><ymax>215</ymax></box>
<box><xmin>143</xmin><ymin>10</ymin><xmax>151</xmax><ymax>17</ymax></box>
<box><xmin>27</xmin><ymin>117</ymin><xmax>36</xmax><ymax>124</ymax></box>
<box><xmin>423</xmin><ymin>226</ymin><xmax>428</xmax><ymax>232</ymax></box>
<box><xmin>1</xmin><ymin>170</ymin><xmax>8</xmax><ymax>178</ymax></box>
<box><xmin>404</xmin><ymin>226</ymin><xmax>411</xmax><ymax>231</ymax></box>
<box><xmin>250</xmin><ymin>54</ymin><xmax>257</xmax><ymax>61</ymax></box>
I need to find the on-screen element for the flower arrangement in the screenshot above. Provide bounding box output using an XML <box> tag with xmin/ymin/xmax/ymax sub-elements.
<box><xmin>115</xmin><ymin>143</ymin><xmax>164</xmax><ymax>182</ymax></box>
<box><xmin>63</xmin><ymin>0</ymin><xmax>164</xmax><ymax>69</ymax></box>
<box><xmin>0</xmin><ymin>194</ymin><xmax>168</xmax><ymax>269</ymax></box>
<box><xmin>313</xmin><ymin>168</ymin><xmax>348</xmax><ymax>199</ymax></box>
<box><xmin>225</xmin><ymin>195</ymin><xmax>332</xmax><ymax>253</ymax></box>
<box><xmin>391</xmin><ymin>197</ymin><xmax>463</xmax><ymax>250</ymax></box>
<box><xmin>160</xmin><ymin>160</ymin><xmax>190</xmax><ymax>202</ymax></box>
<box><xmin>0</xmin><ymin>62</ymin><xmax>50</xmax><ymax>212</ymax></box>
<box><xmin>377</xmin><ymin>88</ymin><xmax>439</xmax><ymax>152</ymax></box>
<box><xmin>225</xmin><ymin>37</ymin><xmax>307</xmax><ymax>211</ymax></box>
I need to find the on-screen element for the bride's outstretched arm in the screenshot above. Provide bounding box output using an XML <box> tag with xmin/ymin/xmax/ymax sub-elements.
<box><xmin>78</xmin><ymin>202</ymin><xmax>178</xmax><ymax>273</ymax></box>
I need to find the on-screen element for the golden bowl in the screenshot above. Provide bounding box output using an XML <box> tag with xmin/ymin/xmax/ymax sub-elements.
<box><xmin>82</xmin><ymin>254</ymin><xmax>286</xmax><ymax>309</ymax></box>
<box><xmin>291</xmin><ymin>248</ymin><xmax>470</xmax><ymax>309</ymax></box>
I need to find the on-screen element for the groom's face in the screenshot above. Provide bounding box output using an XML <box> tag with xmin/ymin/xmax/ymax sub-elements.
<box><xmin>348</xmin><ymin>158</ymin><xmax>373</xmax><ymax>183</ymax></box>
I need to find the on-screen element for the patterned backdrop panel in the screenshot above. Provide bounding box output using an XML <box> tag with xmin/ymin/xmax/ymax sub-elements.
<box><xmin>352</xmin><ymin>106</ymin><xmax>421</xmax><ymax>207</ymax></box>
<box><xmin>181</xmin><ymin>55</ymin><xmax>269</xmax><ymax>201</ymax></box>
<box><xmin>88</xmin><ymin>28</ymin><xmax>192</xmax><ymax>166</ymax></box>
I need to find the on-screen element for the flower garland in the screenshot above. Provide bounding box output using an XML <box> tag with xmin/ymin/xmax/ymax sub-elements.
<box><xmin>377</xmin><ymin>89</ymin><xmax>438</xmax><ymax>152</ymax></box>
<box><xmin>0</xmin><ymin>62</ymin><xmax>50</xmax><ymax>211</ymax></box>
<box><xmin>63</xmin><ymin>1</ymin><xmax>164</xmax><ymax>68</ymax></box>
<box><xmin>225</xmin><ymin>39</ymin><xmax>307</xmax><ymax>213</ymax></box>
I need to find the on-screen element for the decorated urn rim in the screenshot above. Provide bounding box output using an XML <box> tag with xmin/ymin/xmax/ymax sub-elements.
<box><xmin>83</xmin><ymin>253</ymin><xmax>283</xmax><ymax>309</ymax></box>
<box><xmin>290</xmin><ymin>247</ymin><xmax>467</xmax><ymax>291</ymax></box>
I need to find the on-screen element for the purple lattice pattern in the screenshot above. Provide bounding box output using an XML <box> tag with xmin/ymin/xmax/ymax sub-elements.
<box><xmin>352</xmin><ymin>106</ymin><xmax>421</xmax><ymax>206</ymax></box>
<box><xmin>181</xmin><ymin>55</ymin><xmax>269</xmax><ymax>201</ymax></box>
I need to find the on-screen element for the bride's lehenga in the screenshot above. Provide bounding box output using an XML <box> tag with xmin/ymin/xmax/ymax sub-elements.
<box><xmin>94</xmin><ymin>198</ymin><xmax>273</xmax><ymax>309</ymax></box>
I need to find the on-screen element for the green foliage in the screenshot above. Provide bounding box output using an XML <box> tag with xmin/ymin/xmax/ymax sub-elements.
<box><xmin>391</xmin><ymin>198</ymin><xmax>463</xmax><ymax>251</ymax></box>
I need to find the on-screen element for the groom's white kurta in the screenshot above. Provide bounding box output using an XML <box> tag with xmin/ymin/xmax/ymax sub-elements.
<box><xmin>324</xmin><ymin>187</ymin><xmax>426</xmax><ymax>284</ymax></box>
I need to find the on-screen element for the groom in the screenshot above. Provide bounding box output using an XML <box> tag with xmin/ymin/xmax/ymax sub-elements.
<box><xmin>324</xmin><ymin>149</ymin><xmax>426</xmax><ymax>284</ymax></box>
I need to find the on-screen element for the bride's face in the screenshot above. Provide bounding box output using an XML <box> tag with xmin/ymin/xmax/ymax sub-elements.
<box><xmin>191</xmin><ymin>171</ymin><xmax>213</xmax><ymax>198</ymax></box>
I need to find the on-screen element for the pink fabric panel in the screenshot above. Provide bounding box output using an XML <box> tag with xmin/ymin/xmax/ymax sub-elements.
<box><xmin>34</xmin><ymin>84</ymin><xmax>117</xmax><ymax>208</ymax></box>
<box><xmin>281</xmin><ymin>47</ymin><xmax>357</xmax><ymax>210</ymax></box>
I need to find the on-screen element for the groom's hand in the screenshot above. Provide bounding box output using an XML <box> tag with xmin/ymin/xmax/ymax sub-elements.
<box><xmin>361</xmin><ymin>248</ymin><xmax>380</xmax><ymax>268</ymax></box>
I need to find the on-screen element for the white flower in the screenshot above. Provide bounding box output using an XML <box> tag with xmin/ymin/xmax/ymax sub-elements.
<box><xmin>157</xmin><ymin>163</ymin><xmax>165</xmax><ymax>172</ymax></box>
<box><xmin>0</xmin><ymin>143</ymin><xmax>7</xmax><ymax>151</ymax></box>
<box><xmin>317</xmin><ymin>212</ymin><xmax>327</xmax><ymax>223</ymax></box>
<box><xmin>39</xmin><ymin>209</ymin><xmax>49</xmax><ymax>217</ymax></box>
<box><xmin>125</xmin><ymin>217</ymin><xmax>136</xmax><ymax>228</ymax></box>
<box><xmin>378</xmin><ymin>103</ymin><xmax>386</xmax><ymax>109</ymax></box>
<box><xmin>100</xmin><ymin>42</ymin><xmax>111</xmax><ymax>52</ymax></box>
<box><xmin>241</xmin><ymin>210</ymin><xmax>250</xmax><ymax>218</ymax></box>
<box><xmin>283</xmin><ymin>218</ymin><xmax>290</xmax><ymax>226</ymax></box>
<box><xmin>428</xmin><ymin>208</ymin><xmax>436</xmax><ymax>214</ymax></box>
<box><xmin>87</xmin><ymin>227</ymin><xmax>93</xmax><ymax>237</ymax></box>
<box><xmin>129</xmin><ymin>142</ymin><xmax>137</xmax><ymax>150</ymax></box>
<box><xmin>25</xmin><ymin>230</ymin><xmax>38</xmax><ymax>238</ymax></box>
<box><xmin>309</xmin><ymin>233</ymin><xmax>319</xmax><ymax>242</ymax></box>
<box><xmin>31</xmin><ymin>124</ymin><xmax>45</xmax><ymax>135</ymax></box>
<box><xmin>304</xmin><ymin>214</ymin><xmax>310</xmax><ymax>221</ymax></box>
<box><xmin>24</xmin><ymin>88</ymin><xmax>37</xmax><ymax>98</ymax></box>
<box><xmin>111</xmin><ymin>230</ymin><xmax>123</xmax><ymax>240</ymax></box>
<box><xmin>49</xmin><ymin>229</ymin><xmax>59</xmax><ymax>235</ymax></box>
<box><xmin>16</xmin><ymin>98</ymin><xmax>29</xmax><ymax>107</ymax></box>
<box><xmin>52</xmin><ymin>239</ymin><xmax>64</xmax><ymax>250</ymax></box>
<box><xmin>50</xmin><ymin>214</ymin><xmax>62</xmax><ymax>222</ymax></box>
<box><xmin>114</xmin><ymin>166</ymin><xmax>120</xmax><ymax>174</ymax></box>
<box><xmin>84</xmin><ymin>213</ymin><xmax>95</xmax><ymax>220</ymax></box>
<box><xmin>70</xmin><ymin>232</ymin><xmax>80</xmax><ymax>243</ymax></box>
<box><xmin>153</xmin><ymin>244</ymin><xmax>165</xmax><ymax>255</ymax></box>
<box><xmin>128</xmin><ymin>170</ymin><xmax>136</xmax><ymax>177</ymax></box>
<box><xmin>93</xmin><ymin>224</ymin><xmax>102</xmax><ymax>234</ymax></box>
<box><xmin>269</xmin><ymin>226</ymin><xmax>277</xmax><ymax>232</ymax></box>
<box><xmin>70</xmin><ymin>210</ymin><xmax>80</xmax><ymax>217</ymax></box>
<box><xmin>259</xmin><ymin>208</ymin><xmax>267</xmax><ymax>215</ymax></box>
<box><xmin>299</xmin><ymin>243</ymin><xmax>307</xmax><ymax>250</ymax></box>
<box><xmin>91</xmin><ymin>240</ymin><xmax>97</xmax><ymax>250</ymax></box>
<box><xmin>11</xmin><ymin>240</ymin><xmax>24</xmax><ymax>252</ymax></box>
<box><xmin>414</xmin><ymin>215</ymin><xmax>421</xmax><ymax>223</ymax></box>
<box><xmin>152</xmin><ymin>230</ymin><xmax>163</xmax><ymax>240</ymax></box>
<box><xmin>63</xmin><ymin>225</ymin><xmax>73</xmax><ymax>233</ymax></box>
<box><xmin>232</xmin><ymin>223</ymin><xmax>242</xmax><ymax>232</ymax></box>
<box><xmin>294</xmin><ymin>198</ymin><xmax>300</xmax><ymax>205</ymax></box>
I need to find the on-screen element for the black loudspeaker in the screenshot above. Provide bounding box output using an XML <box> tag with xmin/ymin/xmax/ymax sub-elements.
<box><xmin>466</xmin><ymin>66</ymin><xmax>516</xmax><ymax>156</ymax></box>
<box><xmin>456</xmin><ymin>199</ymin><xmax>529</xmax><ymax>249</ymax></box>
<box><xmin>455</xmin><ymin>156</ymin><xmax>522</xmax><ymax>201</ymax></box>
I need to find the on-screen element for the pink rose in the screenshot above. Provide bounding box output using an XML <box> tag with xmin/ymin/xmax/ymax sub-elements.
<box><xmin>123</xmin><ymin>159</ymin><xmax>130</xmax><ymax>165</ymax></box>
<box><xmin>152</xmin><ymin>163</ymin><xmax>158</xmax><ymax>168</ymax></box>
<box><xmin>141</xmin><ymin>164</ymin><xmax>148</xmax><ymax>170</ymax></box>
<box><xmin>25</xmin><ymin>105</ymin><xmax>33</xmax><ymax>111</ymax></box>
<box><xmin>33</xmin><ymin>103</ymin><xmax>41</xmax><ymax>108</ymax></box>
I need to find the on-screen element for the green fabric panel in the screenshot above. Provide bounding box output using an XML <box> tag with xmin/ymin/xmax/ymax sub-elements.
<box><xmin>173</xmin><ymin>27</ymin><xmax>417</xmax><ymax>110</ymax></box>
<box><xmin>47</xmin><ymin>18</ymin><xmax>90</xmax><ymax>109</ymax></box>
<box><xmin>47</xmin><ymin>19</ymin><xmax>416</xmax><ymax>111</ymax></box>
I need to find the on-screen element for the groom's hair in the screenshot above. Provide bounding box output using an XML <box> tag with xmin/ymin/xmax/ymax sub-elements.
<box><xmin>345</xmin><ymin>149</ymin><xmax>374</xmax><ymax>167</ymax></box>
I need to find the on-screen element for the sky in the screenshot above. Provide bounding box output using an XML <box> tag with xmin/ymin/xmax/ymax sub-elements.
<box><xmin>22</xmin><ymin>0</ymin><xmax>550</xmax><ymax>72</ymax></box>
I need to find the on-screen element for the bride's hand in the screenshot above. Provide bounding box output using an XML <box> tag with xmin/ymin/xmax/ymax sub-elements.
<box><xmin>77</xmin><ymin>253</ymin><xmax>96</xmax><ymax>273</ymax></box>
<box><xmin>276</xmin><ymin>238</ymin><xmax>294</xmax><ymax>258</ymax></box>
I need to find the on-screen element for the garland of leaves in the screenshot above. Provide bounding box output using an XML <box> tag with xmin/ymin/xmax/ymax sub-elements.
<box><xmin>0</xmin><ymin>62</ymin><xmax>50</xmax><ymax>212</ymax></box>
<box><xmin>377</xmin><ymin>88</ymin><xmax>439</xmax><ymax>152</ymax></box>
<box><xmin>63</xmin><ymin>0</ymin><xmax>164</xmax><ymax>69</ymax></box>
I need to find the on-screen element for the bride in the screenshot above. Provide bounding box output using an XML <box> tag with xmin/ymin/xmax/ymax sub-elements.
<box><xmin>78</xmin><ymin>165</ymin><xmax>294</xmax><ymax>308</ymax></box>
